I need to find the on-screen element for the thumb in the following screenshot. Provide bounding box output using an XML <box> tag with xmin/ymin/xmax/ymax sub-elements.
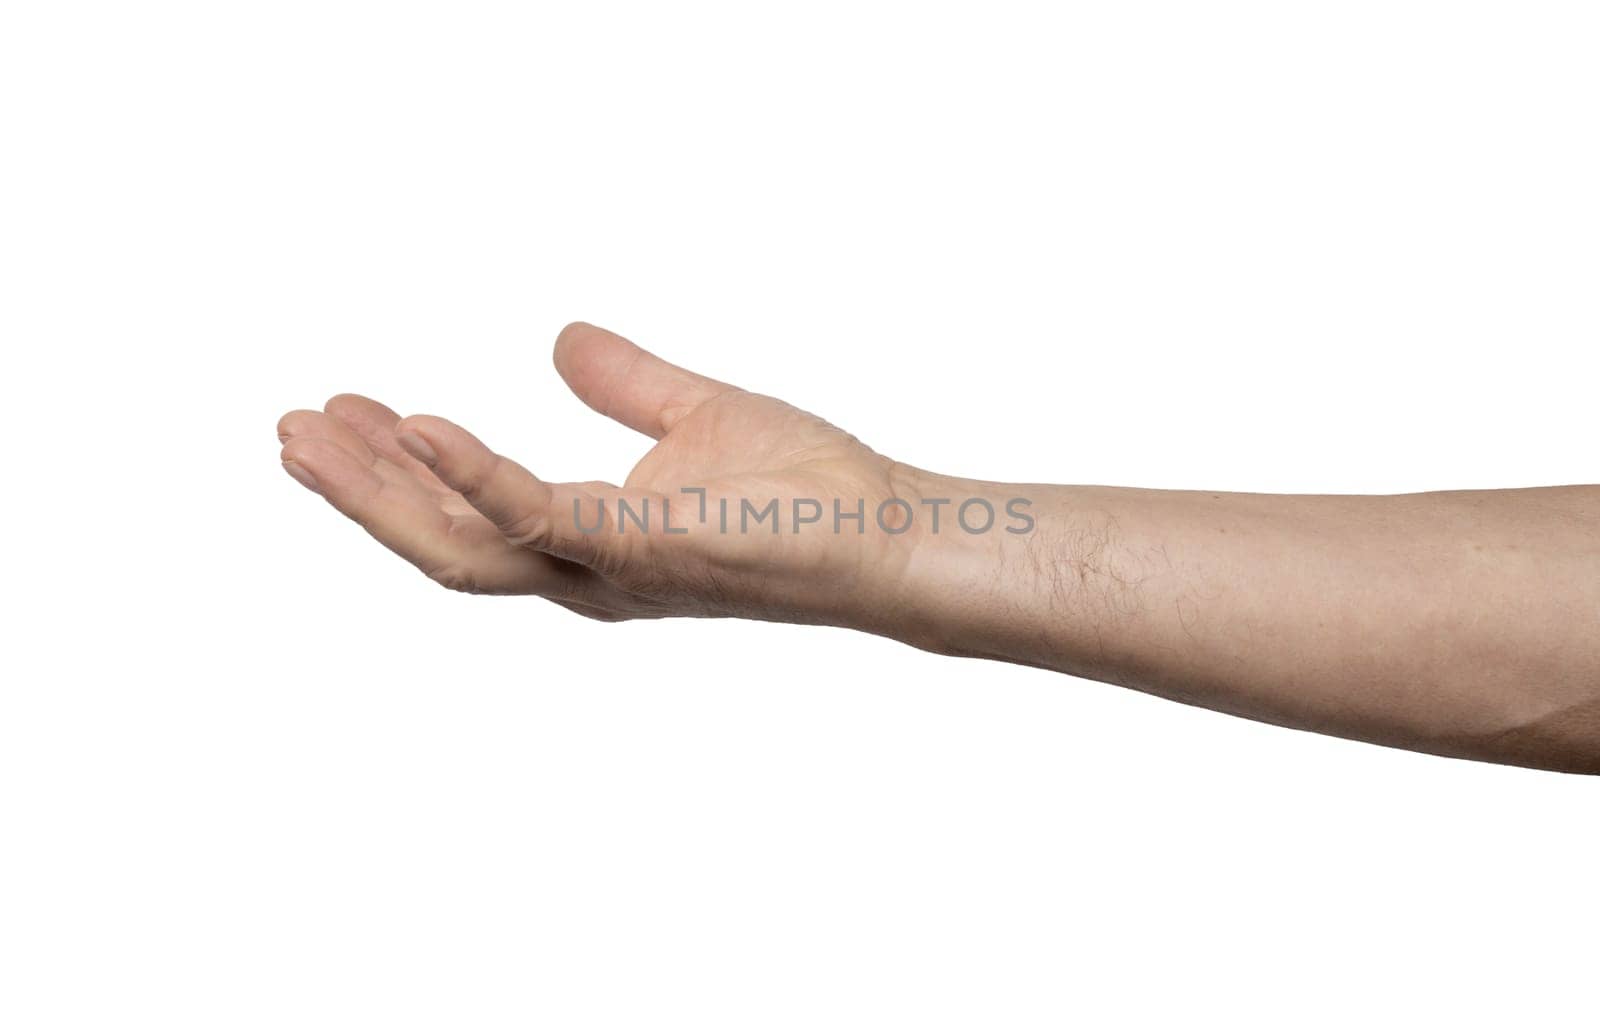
<box><xmin>552</xmin><ymin>322</ymin><xmax>735</xmax><ymax>439</ymax></box>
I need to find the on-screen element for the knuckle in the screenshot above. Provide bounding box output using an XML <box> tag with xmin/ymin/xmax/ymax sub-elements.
<box><xmin>500</xmin><ymin>509</ymin><xmax>553</xmax><ymax>549</ymax></box>
<box><xmin>451</xmin><ymin>453</ymin><xmax>504</xmax><ymax>504</ymax></box>
<box><xmin>453</xmin><ymin>470</ymin><xmax>488</xmax><ymax>503</ymax></box>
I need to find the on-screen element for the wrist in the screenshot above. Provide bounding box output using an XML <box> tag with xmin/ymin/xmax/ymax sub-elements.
<box><xmin>853</xmin><ymin>464</ymin><xmax>1059</xmax><ymax>661</ymax></box>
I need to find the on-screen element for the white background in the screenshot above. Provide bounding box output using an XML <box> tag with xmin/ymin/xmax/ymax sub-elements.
<box><xmin>2</xmin><ymin>2</ymin><xmax>1596</xmax><ymax>1018</ymax></box>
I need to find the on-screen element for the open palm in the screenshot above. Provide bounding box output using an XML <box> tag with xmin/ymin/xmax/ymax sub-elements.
<box><xmin>278</xmin><ymin>323</ymin><xmax>912</xmax><ymax>624</ymax></box>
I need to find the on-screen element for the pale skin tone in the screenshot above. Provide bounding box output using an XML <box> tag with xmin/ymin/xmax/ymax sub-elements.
<box><xmin>278</xmin><ymin>323</ymin><xmax>1600</xmax><ymax>774</ymax></box>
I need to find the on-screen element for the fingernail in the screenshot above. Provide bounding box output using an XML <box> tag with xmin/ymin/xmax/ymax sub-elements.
<box><xmin>396</xmin><ymin>431</ymin><xmax>438</xmax><ymax>466</ymax></box>
<box><xmin>282</xmin><ymin>460</ymin><xmax>320</xmax><ymax>493</ymax></box>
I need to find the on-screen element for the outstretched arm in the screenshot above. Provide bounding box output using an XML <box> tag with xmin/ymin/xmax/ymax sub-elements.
<box><xmin>888</xmin><ymin>472</ymin><xmax>1600</xmax><ymax>773</ymax></box>
<box><xmin>278</xmin><ymin>324</ymin><xmax>1600</xmax><ymax>773</ymax></box>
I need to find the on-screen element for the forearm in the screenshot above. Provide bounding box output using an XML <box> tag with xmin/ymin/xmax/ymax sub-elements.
<box><xmin>882</xmin><ymin>471</ymin><xmax>1600</xmax><ymax>773</ymax></box>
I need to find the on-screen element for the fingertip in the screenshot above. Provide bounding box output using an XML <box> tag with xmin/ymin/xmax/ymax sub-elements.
<box><xmin>552</xmin><ymin>322</ymin><xmax>583</xmax><ymax>373</ymax></box>
<box><xmin>280</xmin><ymin>436</ymin><xmax>330</xmax><ymax>493</ymax></box>
<box><xmin>281</xmin><ymin>434</ymin><xmax>338</xmax><ymax>467</ymax></box>
<box><xmin>281</xmin><ymin>435</ymin><xmax>371</xmax><ymax>486</ymax></box>
<box><xmin>281</xmin><ymin>459</ymin><xmax>320</xmax><ymax>492</ymax></box>
<box><xmin>394</xmin><ymin>412</ymin><xmax>435</xmax><ymax>433</ymax></box>
<box><xmin>397</xmin><ymin>413</ymin><xmax>485</xmax><ymax>447</ymax></box>
<box><xmin>394</xmin><ymin>428</ymin><xmax>438</xmax><ymax>467</ymax></box>
<box><xmin>552</xmin><ymin>321</ymin><xmax>624</xmax><ymax>381</ymax></box>
<box><xmin>276</xmin><ymin>408</ymin><xmax>320</xmax><ymax>442</ymax></box>
<box><xmin>325</xmin><ymin>392</ymin><xmax>402</xmax><ymax>423</ymax></box>
<box><xmin>395</xmin><ymin>416</ymin><xmax>497</xmax><ymax>481</ymax></box>
<box><xmin>396</xmin><ymin>413</ymin><xmax>456</xmax><ymax>442</ymax></box>
<box><xmin>556</xmin><ymin>321</ymin><xmax>600</xmax><ymax>350</ymax></box>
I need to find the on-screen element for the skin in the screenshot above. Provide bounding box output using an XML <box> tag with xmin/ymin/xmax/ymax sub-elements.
<box><xmin>278</xmin><ymin>323</ymin><xmax>1600</xmax><ymax>774</ymax></box>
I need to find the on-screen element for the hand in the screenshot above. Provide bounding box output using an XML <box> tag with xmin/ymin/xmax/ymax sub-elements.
<box><xmin>277</xmin><ymin>323</ymin><xmax>926</xmax><ymax>628</ymax></box>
